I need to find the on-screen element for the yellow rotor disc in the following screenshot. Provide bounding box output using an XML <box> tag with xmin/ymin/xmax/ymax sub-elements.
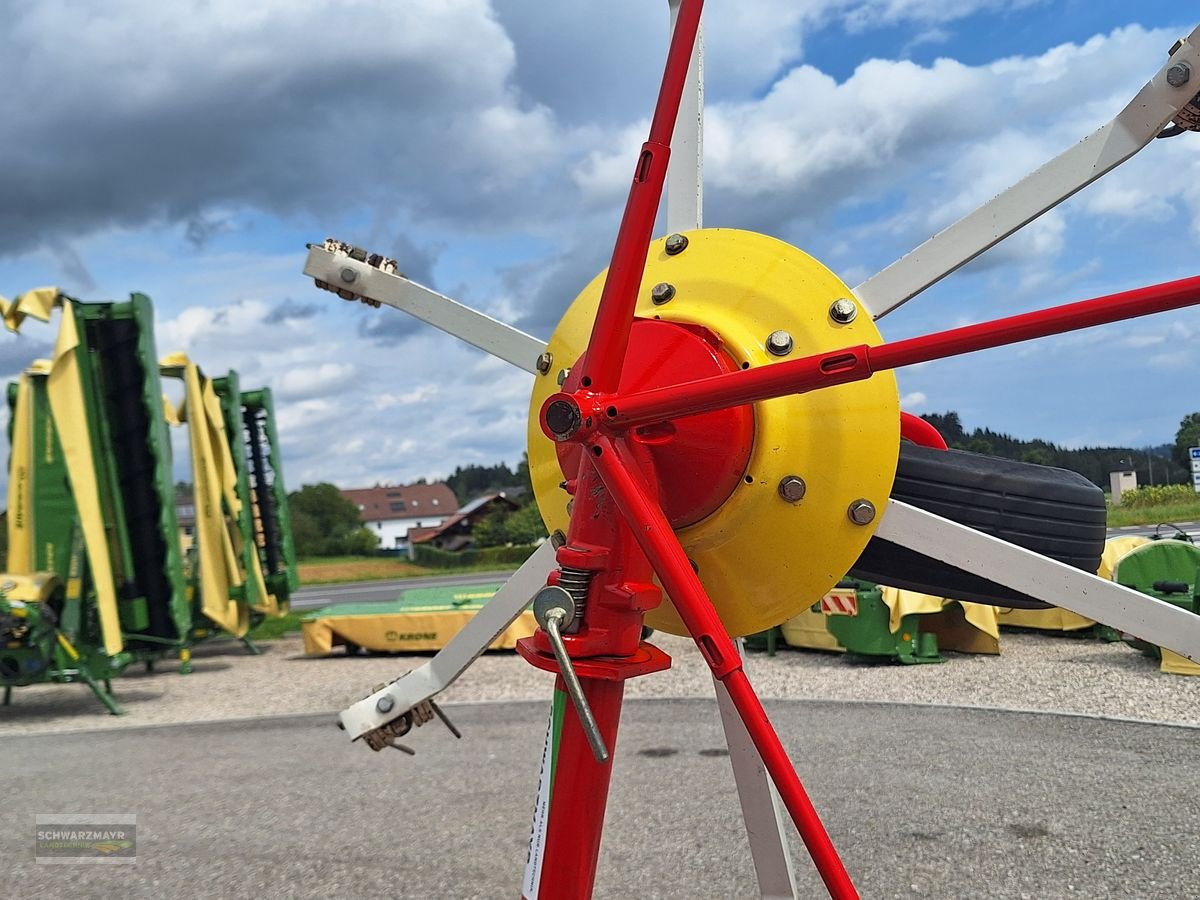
<box><xmin>528</xmin><ymin>228</ymin><xmax>900</xmax><ymax>637</ymax></box>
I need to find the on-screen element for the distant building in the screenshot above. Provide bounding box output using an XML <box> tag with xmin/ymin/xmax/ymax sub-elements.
<box><xmin>410</xmin><ymin>492</ymin><xmax>521</xmax><ymax>552</ymax></box>
<box><xmin>340</xmin><ymin>482</ymin><xmax>459</xmax><ymax>551</ymax></box>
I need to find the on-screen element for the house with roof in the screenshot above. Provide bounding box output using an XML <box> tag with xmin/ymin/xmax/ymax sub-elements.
<box><xmin>340</xmin><ymin>482</ymin><xmax>459</xmax><ymax>551</ymax></box>
<box><xmin>409</xmin><ymin>492</ymin><xmax>521</xmax><ymax>552</ymax></box>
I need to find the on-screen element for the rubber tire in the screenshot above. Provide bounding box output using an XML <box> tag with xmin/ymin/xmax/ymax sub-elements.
<box><xmin>850</xmin><ymin>444</ymin><xmax>1107</xmax><ymax>609</ymax></box>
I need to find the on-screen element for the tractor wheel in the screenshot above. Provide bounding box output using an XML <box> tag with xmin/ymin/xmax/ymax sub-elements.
<box><xmin>851</xmin><ymin>443</ymin><xmax>1107</xmax><ymax>608</ymax></box>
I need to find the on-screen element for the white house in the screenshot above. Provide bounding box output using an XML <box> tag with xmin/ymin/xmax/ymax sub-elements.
<box><xmin>340</xmin><ymin>482</ymin><xmax>459</xmax><ymax>551</ymax></box>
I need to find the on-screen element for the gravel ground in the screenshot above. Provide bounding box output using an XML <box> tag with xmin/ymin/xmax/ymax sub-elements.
<box><xmin>2</xmin><ymin>629</ymin><xmax>1197</xmax><ymax>734</ymax></box>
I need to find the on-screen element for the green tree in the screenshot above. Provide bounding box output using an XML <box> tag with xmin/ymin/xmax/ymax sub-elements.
<box><xmin>1174</xmin><ymin>412</ymin><xmax>1200</xmax><ymax>470</ymax></box>
<box><xmin>288</xmin><ymin>483</ymin><xmax>378</xmax><ymax>556</ymax></box>
<box><xmin>472</xmin><ymin>508</ymin><xmax>509</xmax><ymax>548</ymax></box>
<box><xmin>504</xmin><ymin>502</ymin><xmax>548</xmax><ymax>544</ymax></box>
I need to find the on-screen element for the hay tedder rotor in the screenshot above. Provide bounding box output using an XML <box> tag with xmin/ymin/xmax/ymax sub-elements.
<box><xmin>305</xmin><ymin>5</ymin><xmax>1200</xmax><ymax>897</ymax></box>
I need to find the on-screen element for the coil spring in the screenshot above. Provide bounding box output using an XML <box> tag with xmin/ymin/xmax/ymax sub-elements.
<box><xmin>557</xmin><ymin>566</ymin><xmax>593</xmax><ymax>630</ymax></box>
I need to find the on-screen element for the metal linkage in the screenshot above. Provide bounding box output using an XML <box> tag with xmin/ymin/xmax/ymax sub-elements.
<box><xmin>532</xmin><ymin>585</ymin><xmax>609</xmax><ymax>762</ymax></box>
<box><xmin>358</xmin><ymin>696</ymin><xmax>462</xmax><ymax>755</ymax></box>
<box><xmin>337</xmin><ymin>541</ymin><xmax>557</xmax><ymax>744</ymax></box>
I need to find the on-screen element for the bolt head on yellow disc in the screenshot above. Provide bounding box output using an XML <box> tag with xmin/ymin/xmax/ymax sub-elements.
<box><xmin>528</xmin><ymin>228</ymin><xmax>900</xmax><ymax>637</ymax></box>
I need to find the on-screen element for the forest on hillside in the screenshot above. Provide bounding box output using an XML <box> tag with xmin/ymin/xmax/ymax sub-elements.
<box><xmin>919</xmin><ymin>411</ymin><xmax>1200</xmax><ymax>488</ymax></box>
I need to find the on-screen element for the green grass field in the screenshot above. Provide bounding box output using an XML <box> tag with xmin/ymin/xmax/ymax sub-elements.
<box><xmin>1106</xmin><ymin>499</ymin><xmax>1200</xmax><ymax>528</ymax></box>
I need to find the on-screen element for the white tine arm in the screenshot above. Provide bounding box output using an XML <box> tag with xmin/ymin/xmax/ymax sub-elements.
<box><xmin>874</xmin><ymin>499</ymin><xmax>1200</xmax><ymax>661</ymax></box>
<box><xmin>338</xmin><ymin>540</ymin><xmax>558</xmax><ymax>740</ymax></box>
<box><xmin>856</xmin><ymin>26</ymin><xmax>1200</xmax><ymax>320</ymax></box>
<box><xmin>304</xmin><ymin>243</ymin><xmax>548</xmax><ymax>374</ymax></box>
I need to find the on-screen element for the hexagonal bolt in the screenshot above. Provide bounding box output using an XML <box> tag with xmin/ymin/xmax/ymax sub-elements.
<box><xmin>777</xmin><ymin>476</ymin><xmax>807</xmax><ymax>502</ymax></box>
<box><xmin>376</xmin><ymin>695</ymin><xmax>395</xmax><ymax>714</ymax></box>
<box><xmin>829</xmin><ymin>297</ymin><xmax>858</xmax><ymax>324</ymax></box>
<box><xmin>1168</xmin><ymin>62</ymin><xmax>1192</xmax><ymax>88</ymax></box>
<box><xmin>339</xmin><ymin>267</ymin><xmax>358</xmax><ymax>284</ymax></box>
<box><xmin>665</xmin><ymin>233</ymin><xmax>689</xmax><ymax>255</ymax></box>
<box><xmin>765</xmin><ymin>330</ymin><xmax>794</xmax><ymax>356</ymax></box>
<box><xmin>847</xmin><ymin>499</ymin><xmax>877</xmax><ymax>526</ymax></box>
<box><xmin>557</xmin><ymin>368</ymin><xmax>571</xmax><ymax>386</ymax></box>
<box><xmin>536</xmin><ymin>351</ymin><xmax>553</xmax><ymax>375</ymax></box>
<box><xmin>651</xmin><ymin>282</ymin><xmax>677</xmax><ymax>305</ymax></box>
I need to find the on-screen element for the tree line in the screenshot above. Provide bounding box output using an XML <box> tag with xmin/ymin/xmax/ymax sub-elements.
<box><xmin>919</xmin><ymin>411</ymin><xmax>1200</xmax><ymax>488</ymax></box>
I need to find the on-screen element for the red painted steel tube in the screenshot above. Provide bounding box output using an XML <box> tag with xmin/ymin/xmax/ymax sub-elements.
<box><xmin>589</xmin><ymin>435</ymin><xmax>859</xmax><ymax>900</ymax></box>
<box><xmin>580</xmin><ymin>0</ymin><xmax>705</xmax><ymax>393</ymax></box>
<box><xmin>536</xmin><ymin>678</ymin><xmax>626</xmax><ymax>899</ymax></box>
<box><xmin>605</xmin><ymin>273</ymin><xmax>1200</xmax><ymax>428</ymax></box>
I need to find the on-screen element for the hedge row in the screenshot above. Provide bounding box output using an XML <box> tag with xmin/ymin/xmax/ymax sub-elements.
<box><xmin>1116</xmin><ymin>484</ymin><xmax>1197</xmax><ymax>508</ymax></box>
<box><xmin>411</xmin><ymin>542</ymin><xmax>541</xmax><ymax>569</ymax></box>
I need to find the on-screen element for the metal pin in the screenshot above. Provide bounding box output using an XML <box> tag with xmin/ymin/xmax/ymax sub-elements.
<box><xmin>533</xmin><ymin>586</ymin><xmax>608</xmax><ymax>763</ymax></box>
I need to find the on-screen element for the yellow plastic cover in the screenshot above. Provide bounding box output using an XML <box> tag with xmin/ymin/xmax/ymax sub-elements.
<box><xmin>880</xmin><ymin>586</ymin><xmax>1000</xmax><ymax>653</ymax></box>
<box><xmin>46</xmin><ymin>305</ymin><xmax>124</xmax><ymax>655</ymax></box>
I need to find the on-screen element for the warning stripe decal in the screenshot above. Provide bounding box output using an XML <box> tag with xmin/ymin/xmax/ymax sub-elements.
<box><xmin>820</xmin><ymin>590</ymin><xmax>859</xmax><ymax>616</ymax></box>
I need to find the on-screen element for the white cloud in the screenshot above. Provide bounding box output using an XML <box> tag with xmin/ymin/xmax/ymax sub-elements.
<box><xmin>275</xmin><ymin>362</ymin><xmax>358</xmax><ymax>401</ymax></box>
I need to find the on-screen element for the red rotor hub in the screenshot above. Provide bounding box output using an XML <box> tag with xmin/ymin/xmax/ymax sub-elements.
<box><xmin>553</xmin><ymin>317</ymin><xmax>753</xmax><ymax>529</ymax></box>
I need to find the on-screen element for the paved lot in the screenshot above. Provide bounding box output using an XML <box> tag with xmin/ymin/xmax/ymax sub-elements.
<box><xmin>4</xmin><ymin>700</ymin><xmax>1199</xmax><ymax>899</ymax></box>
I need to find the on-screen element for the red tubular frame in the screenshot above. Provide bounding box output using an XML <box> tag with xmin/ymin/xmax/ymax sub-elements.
<box><xmin>580</xmin><ymin>0</ymin><xmax>705</xmax><ymax>392</ymax></box>
<box><xmin>604</xmin><ymin>274</ymin><xmax>1200</xmax><ymax>429</ymax></box>
<box><xmin>589</xmin><ymin>435</ymin><xmax>859</xmax><ymax>899</ymax></box>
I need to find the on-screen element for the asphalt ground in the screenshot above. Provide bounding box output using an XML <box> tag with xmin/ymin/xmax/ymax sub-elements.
<box><xmin>5</xmin><ymin>700</ymin><xmax>1199</xmax><ymax>899</ymax></box>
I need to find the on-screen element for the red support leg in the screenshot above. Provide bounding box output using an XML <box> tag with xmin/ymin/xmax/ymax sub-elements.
<box><xmin>588</xmin><ymin>435</ymin><xmax>859</xmax><ymax>900</ymax></box>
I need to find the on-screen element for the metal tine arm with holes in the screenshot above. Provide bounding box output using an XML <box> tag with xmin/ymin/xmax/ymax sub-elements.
<box><xmin>855</xmin><ymin>25</ymin><xmax>1200</xmax><ymax>320</ymax></box>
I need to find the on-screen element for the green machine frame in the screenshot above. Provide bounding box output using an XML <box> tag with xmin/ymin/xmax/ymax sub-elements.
<box><xmin>233</xmin><ymin>384</ymin><xmax>298</xmax><ymax>607</ymax></box>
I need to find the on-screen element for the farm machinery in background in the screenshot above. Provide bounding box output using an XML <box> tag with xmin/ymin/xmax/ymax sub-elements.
<box><xmin>0</xmin><ymin>289</ymin><xmax>297</xmax><ymax>714</ymax></box>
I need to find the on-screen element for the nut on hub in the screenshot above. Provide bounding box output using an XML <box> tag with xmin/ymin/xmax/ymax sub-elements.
<box><xmin>765</xmin><ymin>330</ymin><xmax>794</xmax><ymax>356</ymax></box>
<box><xmin>665</xmin><ymin>233</ymin><xmax>689</xmax><ymax>255</ymax></box>
<box><xmin>777</xmin><ymin>476</ymin><xmax>807</xmax><ymax>502</ymax></box>
<box><xmin>847</xmin><ymin>499</ymin><xmax>876</xmax><ymax>525</ymax></box>
<box><xmin>829</xmin><ymin>298</ymin><xmax>857</xmax><ymax>324</ymax></box>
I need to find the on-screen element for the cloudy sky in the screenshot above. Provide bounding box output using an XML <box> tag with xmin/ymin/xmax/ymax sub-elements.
<box><xmin>1</xmin><ymin>0</ymin><xmax>1198</xmax><ymax>494</ymax></box>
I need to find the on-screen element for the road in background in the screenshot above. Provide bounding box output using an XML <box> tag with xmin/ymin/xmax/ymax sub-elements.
<box><xmin>291</xmin><ymin>570</ymin><xmax>518</xmax><ymax>610</ymax></box>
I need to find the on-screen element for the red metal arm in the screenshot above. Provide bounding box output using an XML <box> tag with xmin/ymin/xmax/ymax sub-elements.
<box><xmin>603</xmin><ymin>274</ymin><xmax>1200</xmax><ymax>428</ymax></box>
<box><xmin>579</xmin><ymin>0</ymin><xmax>705</xmax><ymax>392</ymax></box>
<box><xmin>589</xmin><ymin>434</ymin><xmax>859</xmax><ymax>900</ymax></box>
